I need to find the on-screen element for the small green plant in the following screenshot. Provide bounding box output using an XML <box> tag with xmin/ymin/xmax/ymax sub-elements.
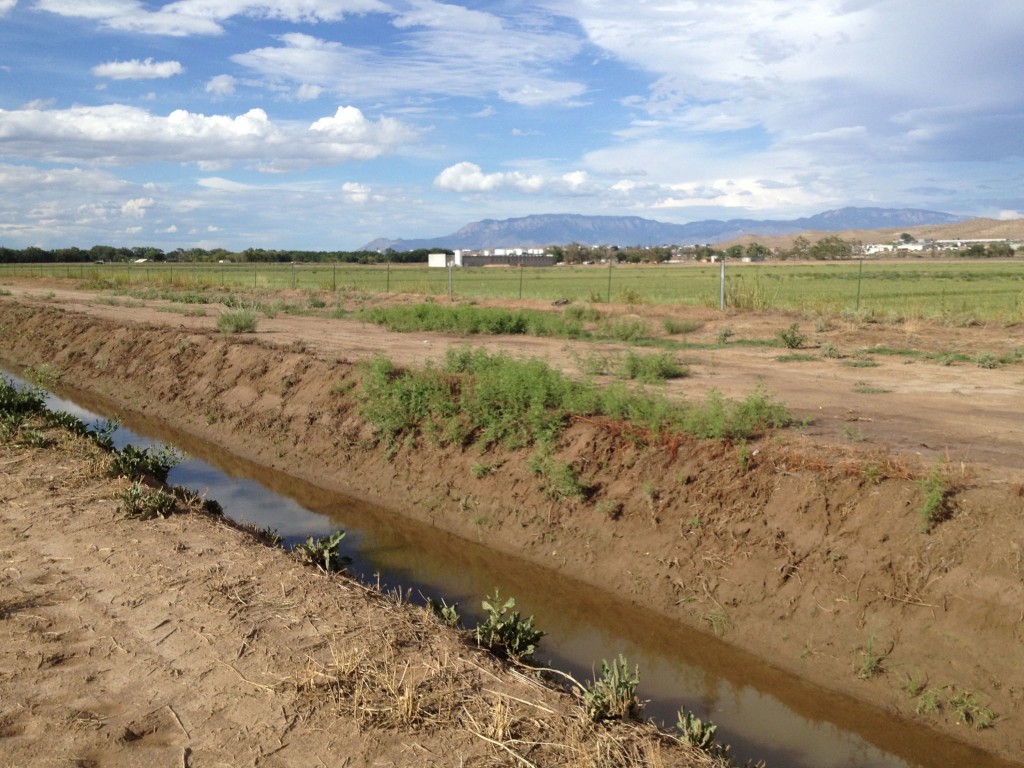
<box><xmin>217</xmin><ymin>306</ymin><xmax>259</xmax><ymax>333</ymax></box>
<box><xmin>619</xmin><ymin>350</ymin><xmax>687</xmax><ymax>383</ymax></box>
<box><xmin>474</xmin><ymin>589</ymin><xmax>544</xmax><ymax>662</ymax></box>
<box><xmin>293</xmin><ymin>530</ymin><xmax>349</xmax><ymax>572</ymax></box>
<box><xmin>704</xmin><ymin>610</ymin><xmax>727</xmax><ymax>637</ymax></box>
<box><xmin>905</xmin><ymin>672</ymin><xmax>928</xmax><ymax>698</ymax></box>
<box><xmin>861</xmin><ymin>462</ymin><xmax>883</xmax><ymax>485</ymax></box>
<box><xmin>778</xmin><ymin>323</ymin><xmax>806</xmax><ymax>349</ymax></box>
<box><xmin>855</xmin><ymin>635</ymin><xmax>887</xmax><ymax>679</ymax></box>
<box><xmin>949</xmin><ymin>690</ymin><xmax>997</xmax><ymax>729</ymax></box>
<box><xmin>426</xmin><ymin>597</ymin><xmax>461</xmax><ymax>628</ymax></box>
<box><xmin>820</xmin><ymin>343</ymin><xmax>841</xmax><ymax>359</ymax></box>
<box><xmin>471</xmin><ymin>462</ymin><xmax>496</xmax><ymax>479</ymax></box>
<box><xmin>527</xmin><ymin>450</ymin><xmax>589</xmax><ymax>502</ymax></box>
<box><xmin>582</xmin><ymin>655</ymin><xmax>643</xmax><ymax>722</ymax></box>
<box><xmin>916</xmin><ymin>688</ymin><xmax>942</xmax><ymax>715</ymax></box>
<box><xmin>119</xmin><ymin>482</ymin><xmax>177</xmax><ymax>520</ymax></box>
<box><xmin>918</xmin><ymin>461</ymin><xmax>951</xmax><ymax>532</ymax></box>
<box><xmin>676</xmin><ymin>707</ymin><xmax>723</xmax><ymax>755</ymax></box>
<box><xmin>975</xmin><ymin>353</ymin><xmax>1000</xmax><ymax>369</ymax></box>
<box><xmin>716</xmin><ymin>326</ymin><xmax>734</xmax><ymax>344</ymax></box>
<box><xmin>107</xmin><ymin>443</ymin><xmax>182</xmax><ymax>483</ymax></box>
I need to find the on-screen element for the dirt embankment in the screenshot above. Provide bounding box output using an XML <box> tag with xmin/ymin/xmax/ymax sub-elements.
<box><xmin>1</xmin><ymin>429</ymin><xmax>720</xmax><ymax>767</ymax></box>
<box><xmin>1</xmin><ymin>293</ymin><xmax>1023</xmax><ymax>763</ymax></box>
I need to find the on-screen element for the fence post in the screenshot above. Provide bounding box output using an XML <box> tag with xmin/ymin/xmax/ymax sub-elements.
<box><xmin>607</xmin><ymin>261</ymin><xmax>612</xmax><ymax>302</ymax></box>
<box><xmin>856</xmin><ymin>258</ymin><xmax>864</xmax><ymax>312</ymax></box>
<box><xmin>719</xmin><ymin>258</ymin><xmax>726</xmax><ymax>311</ymax></box>
<box><xmin>519</xmin><ymin>263</ymin><xmax>524</xmax><ymax>299</ymax></box>
<box><xmin>386</xmin><ymin>259</ymin><xmax>391</xmax><ymax>293</ymax></box>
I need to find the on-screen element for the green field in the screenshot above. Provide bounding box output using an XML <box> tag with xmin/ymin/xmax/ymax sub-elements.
<box><xmin>2</xmin><ymin>259</ymin><xmax>1023</xmax><ymax>321</ymax></box>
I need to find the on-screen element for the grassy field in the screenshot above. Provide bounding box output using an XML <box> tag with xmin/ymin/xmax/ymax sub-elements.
<box><xmin>2</xmin><ymin>259</ymin><xmax>1023</xmax><ymax>321</ymax></box>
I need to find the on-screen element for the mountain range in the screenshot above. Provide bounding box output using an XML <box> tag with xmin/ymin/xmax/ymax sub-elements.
<box><xmin>362</xmin><ymin>207</ymin><xmax>965</xmax><ymax>251</ymax></box>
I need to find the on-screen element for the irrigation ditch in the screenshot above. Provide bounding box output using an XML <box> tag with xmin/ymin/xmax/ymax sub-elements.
<box><xmin>1</xmin><ymin>295</ymin><xmax>1022</xmax><ymax>766</ymax></box>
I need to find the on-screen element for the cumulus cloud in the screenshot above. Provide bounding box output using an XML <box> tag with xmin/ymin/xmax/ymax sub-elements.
<box><xmin>92</xmin><ymin>58</ymin><xmax>184</xmax><ymax>79</ymax></box>
<box><xmin>0</xmin><ymin>104</ymin><xmax>418</xmax><ymax>170</ymax></box>
<box><xmin>121</xmin><ymin>196</ymin><xmax>155</xmax><ymax>217</ymax></box>
<box><xmin>205</xmin><ymin>74</ymin><xmax>237</xmax><ymax>96</ymax></box>
<box><xmin>0</xmin><ymin>0</ymin><xmax>16</xmax><ymax>16</ymax></box>
<box><xmin>434</xmin><ymin>162</ymin><xmax>593</xmax><ymax>196</ymax></box>
<box><xmin>36</xmin><ymin>0</ymin><xmax>388</xmax><ymax>36</ymax></box>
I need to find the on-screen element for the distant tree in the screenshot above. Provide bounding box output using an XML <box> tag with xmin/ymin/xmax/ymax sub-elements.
<box><xmin>900</xmin><ymin>232</ymin><xmax>915</xmax><ymax>243</ymax></box>
<box><xmin>725</xmin><ymin>244</ymin><xmax>744</xmax><ymax>260</ymax></box>
<box><xmin>786</xmin><ymin>236</ymin><xmax>811</xmax><ymax>260</ymax></box>
<box><xmin>808</xmin><ymin>236</ymin><xmax>854</xmax><ymax>260</ymax></box>
<box><xmin>745</xmin><ymin>242</ymin><xmax>770</xmax><ymax>260</ymax></box>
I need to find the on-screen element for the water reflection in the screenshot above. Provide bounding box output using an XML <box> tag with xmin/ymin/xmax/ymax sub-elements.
<box><xmin>8</xmin><ymin>371</ymin><xmax>1016</xmax><ymax>768</ymax></box>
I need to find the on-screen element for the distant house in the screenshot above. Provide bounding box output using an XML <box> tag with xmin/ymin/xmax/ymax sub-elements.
<box><xmin>427</xmin><ymin>252</ymin><xmax>450</xmax><ymax>268</ymax></box>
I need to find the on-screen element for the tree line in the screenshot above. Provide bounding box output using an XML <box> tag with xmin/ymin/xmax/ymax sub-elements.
<box><xmin>0</xmin><ymin>245</ymin><xmax>450</xmax><ymax>265</ymax></box>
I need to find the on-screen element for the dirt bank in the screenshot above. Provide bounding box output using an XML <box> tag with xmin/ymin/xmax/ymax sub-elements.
<box><xmin>1</xmin><ymin>286</ymin><xmax>1023</xmax><ymax>763</ymax></box>
<box><xmin>1</xmin><ymin>415</ymin><xmax>726</xmax><ymax>766</ymax></box>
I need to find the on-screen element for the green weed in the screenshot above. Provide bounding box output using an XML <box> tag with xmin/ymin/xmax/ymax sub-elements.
<box><xmin>292</xmin><ymin>530</ymin><xmax>349</xmax><ymax>572</ymax></box>
<box><xmin>619</xmin><ymin>350</ymin><xmax>688</xmax><ymax>382</ymax></box>
<box><xmin>918</xmin><ymin>461</ymin><xmax>952</xmax><ymax>532</ymax></box>
<box><xmin>676</xmin><ymin>708</ymin><xmax>725</xmax><ymax>756</ymax></box>
<box><xmin>426</xmin><ymin>597</ymin><xmax>461</xmax><ymax>628</ymax></box>
<box><xmin>216</xmin><ymin>306</ymin><xmax>259</xmax><ymax>333</ymax></box>
<box><xmin>107</xmin><ymin>443</ymin><xmax>181</xmax><ymax>483</ymax></box>
<box><xmin>777</xmin><ymin>323</ymin><xmax>806</xmax><ymax>349</ymax></box>
<box><xmin>119</xmin><ymin>482</ymin><xmax>176</xmax><ymax>520</ymax></box>
<box><xmin>582</xmin><ymin>655</ymin><xmax>643</xmax><ymax>722</ymax></box>
<box><xmin>474</xmin><ymin>590</ymin><xmax>544</xmax><ymax>662</ymax></box>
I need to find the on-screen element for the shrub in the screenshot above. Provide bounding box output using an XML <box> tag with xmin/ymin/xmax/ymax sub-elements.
<box><xmin>108</xmin><ymin>443</ymin><xmax>182</xmax><ymax>483</ymax></box>
<box><xmin>778</xmin><ymin>323</ymin><xmax>806</xmax><ymax>349</ymax></box>
<box><xmin>217</xmin><ymin>307</ymin><xmax>258</xmax><ymax>333</ymax></box>
<box><xmin>527</xmin><ymin>450</ymin><xmax>589</xmax><ymax>502</ymax></box>
<box><xmin>474</xmin><ymin>590</ymin><xmax>544</xmax><ymax>662</ymax></box>
<box><xmin>426</xmin><ymin>597</ymin><xmax>461</xmax><ymax>628</ymax></box>
<box><xmin>119</xmin><ymin>482</ymin><xmax>176</xmax><ymax>520</ymax></box>
<box><xmin>582</xmin><ymin>655</ymin><xmax>643</xmax><ymax>721</ymax></box>
<box><xmin>619</xmin><ymin>350</ymin><xmax>688</xmax><ymax>383</ymax></box>
<box><xmin>918</xmin><ymin>461</ymin><xmax>951</xmax><ymax>532</ymax></box>
<box><xmin>676</xmin><ymin>708</ymin><xmax>725</xmax><ymax>755</ymax></box>
<box><xmin>293</xmin><ymin>530</ymin><xmax>349</xmax><ymax>572</ymax></box>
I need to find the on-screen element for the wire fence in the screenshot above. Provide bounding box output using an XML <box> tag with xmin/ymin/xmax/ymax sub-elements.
<box><xmin>1</xmin><ymin>259</ymin><xmax>1023</xmax><ymax>320</ymax></box>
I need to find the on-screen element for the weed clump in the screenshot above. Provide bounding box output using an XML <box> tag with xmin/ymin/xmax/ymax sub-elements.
<box><xmin>581</xmin><ymin>655</ymin><xmax>643</xmax><ymax>722</ymax></box>
<box><xmin>918</xmin><ymin>461</ymin><xmax>952</xmax><ymax>532</ymax></box>
<box><xmin>217</xmin><ymin>306</ymin><xmax>258</xmax><ymax>333</ymax></box>
<box><xmin>359</xmin><ymin>348</ymin><xmax>792</xmax><ymax>450</ymax></box>
<box><xmin>474</xmin><ymin>590</ymin><xmax>544</xmax><ymax>662</ymax></box>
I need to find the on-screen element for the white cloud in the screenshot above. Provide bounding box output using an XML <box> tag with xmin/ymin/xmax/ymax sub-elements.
<box><xmin>36</xmin><ymin>0</ymin><xmax>388</xmax><ymax>36</ymax></box>
<box><xmin>434</xmin><ymin>162</ymin><xmax>595</xmax><ymax>196</ymax></box>
<box><xmin>92</xmin><ymin>58</ymin><xmax>184</xmax><ymax>80</ymax></box>
<box><xmin>205</xmin><ymin>74</ymin><xmax>237</xmax><ymax>96</ymax></box>
<box><xmin>0</xmin><ymin>0</ymin><xmax>16</xmax><ymax>16</ymax></box>
<box><xmin>294</xmin><ymin>83</ymin><xmax>324</xmax><ymax>101</ymax></box>
<box><xmin>341</xmin><ymin>181</ymin><xmax>369</xmax><ymax>203</ymax></box>
<box><xmin>0</xmin><ymin>104</ymin><xmax>419</xmax><ymax>170</ymax></box>
<box><xmin>233</xmin><ymin>9</ymin><xmax>587</xmax><ymax>108</ymax></box>
<box><xmin>121</xmin><ymin>196</ymin><xmax>155</xmax><ymax>217</ymax></box>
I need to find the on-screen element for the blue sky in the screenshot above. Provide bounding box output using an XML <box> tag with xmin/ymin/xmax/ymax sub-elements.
<box><xmin>1</xmin><ymin>0</ymin><xmax>1023</xmax><ymax>251</ymax></box>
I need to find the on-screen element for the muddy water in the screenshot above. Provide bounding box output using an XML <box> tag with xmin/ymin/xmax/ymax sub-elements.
<box><xmin>19</xmin><ymin>374</ymin><xmax>1018</xmax><ymax>768</ymax></box>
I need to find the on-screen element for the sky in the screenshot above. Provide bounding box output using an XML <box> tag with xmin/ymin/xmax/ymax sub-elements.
<box><xmin>1</xmin><ymin>0</ymin><xmax>1023</xmax><ymax>251</ymax></box>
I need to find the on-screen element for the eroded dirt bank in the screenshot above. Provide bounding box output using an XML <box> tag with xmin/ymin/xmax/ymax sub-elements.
<box><xmin>1</xmin><ymin>429</ymin><xmax>719</xmax><ymax>767</ymax></box>
<box><xmin>1</xmin><ymin>297</ymin><xmax>1023</xmax><ymax>763</ymax></box>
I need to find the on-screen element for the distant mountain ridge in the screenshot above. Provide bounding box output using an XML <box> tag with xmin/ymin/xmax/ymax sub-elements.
<box><xmin>362</xmin><ymin>207</ymin><xmax>965</xmax><ymax>251</ymax></box>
